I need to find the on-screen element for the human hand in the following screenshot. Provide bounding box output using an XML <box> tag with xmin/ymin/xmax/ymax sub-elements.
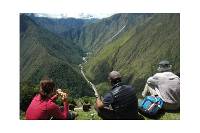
<box><xmin>56</xmin><ymin>89</ymin><xmax>68</xmax><ymax>101</ymax></box>
<box><xmin>61</xmin><ymin>92</ymin><xmax>68</xmax><ymax>102</ymax></box>
<box><xmin>56</xmin><ymin>88</ymin><xmax>62</xmax><ymax>96</ymax></box>
<box><xmin>95</xmin><ymin>98</ymin><xmax>104</xmax><ymax>108</ymax></box>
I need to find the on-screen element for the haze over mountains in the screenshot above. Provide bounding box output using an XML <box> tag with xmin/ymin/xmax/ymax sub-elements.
<box><xmin>20</xmin><ymin>13</ymin><xmax>180</xmax><ymax>97</ymax></box>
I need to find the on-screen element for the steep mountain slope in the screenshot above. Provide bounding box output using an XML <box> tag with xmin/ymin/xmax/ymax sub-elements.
<box><xmin>69</xmin><ymin>13</ymin><xmax>153</xmax><ymax>51</ymax></box>
<box><xmin>28</xmin><ymin>14</ymin><xmax>98</xmax><ymax>41</ymax></box>
<box><xmin>20</xmin><ymin>14</ymin><xmax>93</xmax><ymax>97</ymax></box>
<box><xmin>83</xmin><ymin>13</ymin><xmax>180</xmax><ymax>95</ymax></box>
<box><xmin>29</xmin><ymin>13</ymin><xmax>153</xmax><ymax>52</ymax></box>
<box><xmin>20</xmin><ymin>13</ymin><xmax>180</xmax><ymax>97</ymax></box>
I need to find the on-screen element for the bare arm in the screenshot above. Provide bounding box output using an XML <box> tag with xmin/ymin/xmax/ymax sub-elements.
<box><xmin>95</xmin><ymin>98</ymin><xmax>104</xmax><ymax>109</ymax></box>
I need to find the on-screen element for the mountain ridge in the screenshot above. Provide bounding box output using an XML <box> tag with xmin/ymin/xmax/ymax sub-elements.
<box><xmin>20</xmin><ymin>13</ymin><xmax>180</xmax><ymax>97</ymax></box>
<box><xmin>20</xmin><ymin>14</ymin><xmax>93</xmax><ymax>98</ymax></box>
<box><xmin>83</xmin><ymin>13</ymin><xmax>180</xmax><ymax>95</ymax></box>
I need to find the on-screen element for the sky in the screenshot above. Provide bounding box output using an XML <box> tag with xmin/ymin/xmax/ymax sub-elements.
<box><xmin>34</xmin><ymin>13</ymin><xmax>114</xmax><ymax>19</ymax></box>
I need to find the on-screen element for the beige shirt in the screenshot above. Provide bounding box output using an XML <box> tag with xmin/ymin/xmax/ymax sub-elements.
<box><xmin>147</xmin><ymin>72</ymin><xmax>180</xmax><ymax>105</ymax></box>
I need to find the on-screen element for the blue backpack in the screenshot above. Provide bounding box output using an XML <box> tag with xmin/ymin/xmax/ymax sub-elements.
<box><xmin>139</xmin><ymin>96</ymin><xmax>164</xmax><ymax>115</ymax></box>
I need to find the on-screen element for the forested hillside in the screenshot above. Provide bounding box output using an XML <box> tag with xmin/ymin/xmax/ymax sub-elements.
<box><xmin>20</xmin><ymin>13</ymin><xmax>180</xmax><ymax>116</ymax></box>
<box><xmin>20</xmin><ymin>14</ymin><xmax>93</xmax><ymax>104</ymax></box>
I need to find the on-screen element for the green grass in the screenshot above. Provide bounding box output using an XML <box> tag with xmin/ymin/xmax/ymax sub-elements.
<box><xmin>20</xmin><ymin>107</ymin><xmax>179</xmax><ymax>120</ymax></box>
<box><xmin>159</xmin><ymin>112</ymin><xmax>180</xmax><ymax>120</ymax></box>
<box><xmin>75</xmin><ymin>108</ymin><xmax>102</xmax><ymax>120</ymax></box>
<box><xmin>20</xmin><ymin>98</ymin><xmax>179</xmax><ymax>120</ymax></box>
<box><xmin>75</xmin><ymin>107</ymin><xmax>180</xmax><ymax>120</ymax></box>
<box><xmin>84</xmin><ymin>13</ymin><xmax>180</xmax><ymax>92</ymax></box>
<box><xmin>141</xmin><ymin>112</ymin><xmax>180</xmax><ymax>120</ymax></box>
<box><xmin>20</xmin><ymin>111</ymin><xmax>26</xmax><ymax>120</ymax></box>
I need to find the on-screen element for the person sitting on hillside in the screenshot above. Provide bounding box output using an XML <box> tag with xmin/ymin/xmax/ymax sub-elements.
<box><xmin>142</xmin><ymin>60</ymin><xmax>180</xmax><ymax>111</ymax></box>
<box><xmin>25</xmin><ymin>79</ymin><xmax>77</xmax><ymax>120</ymax></box>
<box><xmin>95</xmin><ymin>71</ymin><xmax>139</xmax><ymax>120</ymax></box>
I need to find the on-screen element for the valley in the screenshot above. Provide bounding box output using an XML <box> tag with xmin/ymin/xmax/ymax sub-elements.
<box><xmin>20</xmin><ymin>13</ymin><xmax>180</xmax><ymax>119</ymax></box>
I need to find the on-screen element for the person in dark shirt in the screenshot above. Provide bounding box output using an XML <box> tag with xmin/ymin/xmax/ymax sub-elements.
<box><xmin>95</xmin><ymin>71</ymin><xmax>139</xmax><ymax>120</ymax></box>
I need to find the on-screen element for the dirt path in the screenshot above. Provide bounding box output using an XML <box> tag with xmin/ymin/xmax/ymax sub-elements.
<box><xmin>79</xmin><ymin>64</ymin><xmax>99</xmax><ymax>98</ymax></box>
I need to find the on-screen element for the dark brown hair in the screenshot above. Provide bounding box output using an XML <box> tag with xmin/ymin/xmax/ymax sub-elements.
<box><xmin>39</xmin><ymin>79</ymin><xmax>55</xmax><ymax>99</ymax></box>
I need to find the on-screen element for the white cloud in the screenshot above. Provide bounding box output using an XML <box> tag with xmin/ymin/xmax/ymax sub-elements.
<box><xmin>34</xmin><ymin>13</ymin><xmax>114</xmax><ymax>19</ymax></box>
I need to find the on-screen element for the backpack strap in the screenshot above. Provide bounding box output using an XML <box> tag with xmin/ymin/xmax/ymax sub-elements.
<box><xmin>155</xmin><ymin>87</ymin><xmax>164</xmax><ymax>101</ymax></box>
<box><xmin>154</xmin><ymin>96</ymin><xmax>164</xmax><ymax>108</ymax></box>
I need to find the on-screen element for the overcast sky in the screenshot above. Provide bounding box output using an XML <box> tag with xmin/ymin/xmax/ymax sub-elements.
<box><xmin>34</xmin><ymin>13</ymin><xmax>114</xmax><ymax>19</ymax></box>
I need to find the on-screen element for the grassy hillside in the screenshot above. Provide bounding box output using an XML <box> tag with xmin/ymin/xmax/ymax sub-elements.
<box><xmin>20</xmin><ymin>13</ymin><xmax>180</xmax><ymax>119</ymax></box>
<box><xmin>83</xmin><ymin>13</ymin><xmax>180</xmax><ymax>96</ymax></box>
<box><xmin>74</xmin><ymin>14</ymin><xmax>153</xmax><ymax>51</ymax></box>
<box><xmin>20</xmin><ymin>14</ymin><xmax>93</xmax><ymax>98</ymax></box>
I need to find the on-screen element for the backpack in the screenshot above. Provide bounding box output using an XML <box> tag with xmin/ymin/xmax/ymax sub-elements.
<box><xmin>139</xmin><ymin>96</ymin><xmax>164</xmax><ymax>115</ymax></box>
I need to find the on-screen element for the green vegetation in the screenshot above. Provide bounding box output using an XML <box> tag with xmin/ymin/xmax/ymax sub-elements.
<box><xmin>158</xmin><ymin>112</ymin><xmax>180</xmax><ymax>120</ymax></box>
<box><xmin>29</xmin><ymin>14</ymin><xmax>98</xmax><ymax>36</ymax></box>
<box><xmin>20</xmin><ymin>109</ymin><xmax>179</xmax><ymax>120</ymax></box>
<box><xmin>20</xmin><ymin>95</ymin><xmax>179</xmax><ymax>120</ymax></box>
<box><xmin>20</xmin><ymin>82</ymin><xmax>39</xmax><ymax>112</ymax></box>
<box><xmin>76</xmin><ymin>108</ymin><xmax>101</xmax><ymax>120</ymax></box>
<box><xmin>84</xmin><ymin>13</ymin><xmax>180</xmax><ymax>95</ymax></box>
<box><xmin>20</xmin><ymin>13</ymin><xmax>180</xmax><ymax>120</ymax></box>
<box><xmin>75</xmin><ymin>109</ymin><xmax>180</xmax><ymax>120</ymax></box>
<box><xmin>20</xmin><ymin>14</ymin><xmax>93</xmax><ymax>99</ymax></box>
